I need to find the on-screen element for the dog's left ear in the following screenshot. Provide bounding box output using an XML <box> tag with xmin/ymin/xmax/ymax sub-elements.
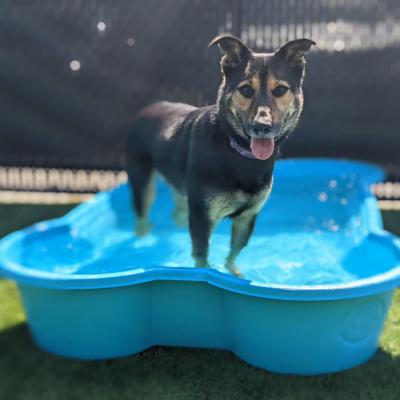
<box><xmin>276</xmin><ymin>39</ymin><xmax>316</xmax><ymax>65</ymax></box>
<box><xmin>209</xmin><ymin>34</ymin><xmax>252</xmax><ymax>70</ymax></box>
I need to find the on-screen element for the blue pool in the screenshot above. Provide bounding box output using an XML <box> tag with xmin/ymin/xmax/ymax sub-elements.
<box><xmin>1</xmin><ymin>159</ymin><xmax>399</xmax><ymax>375</ymax></box>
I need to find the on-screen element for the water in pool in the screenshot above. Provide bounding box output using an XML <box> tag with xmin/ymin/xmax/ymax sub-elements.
<box><xmin>17</xmin><ymin>162</ymin><xmax>398</xmax><ymax>287</ymax></box>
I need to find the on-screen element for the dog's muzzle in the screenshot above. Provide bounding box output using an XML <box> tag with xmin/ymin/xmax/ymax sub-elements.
<box><xmin>252</xmin><ymin>121</ymin><xmax>272</xmax><ymax>136</ymax></box>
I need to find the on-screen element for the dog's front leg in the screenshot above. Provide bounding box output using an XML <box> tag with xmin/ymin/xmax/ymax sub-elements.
<box><xmin>225</xmin><ymin>208</ymin><xmax>259</xmax><ymax>277</ymax></box>
<box><xmin>188</xmin><ymin>198</ymin><xmax>216</xmax><ymax>268</ymax></box>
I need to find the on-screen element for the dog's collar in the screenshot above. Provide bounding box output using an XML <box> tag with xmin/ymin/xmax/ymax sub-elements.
<box><xmin>229</xmin><ymin>135</ymin><xmax>256</xmax><ymax>159</ymax></box>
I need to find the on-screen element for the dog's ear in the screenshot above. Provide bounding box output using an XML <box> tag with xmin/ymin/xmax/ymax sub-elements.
<box><xmin>276</xmin><ymin>39</ymin><xmax>316</xmax><ymax>65</ymax></box>
<box><xmin>209</xmin><ymin>34</ymin><xmax>252</xmax><ymax>70</ymax></box>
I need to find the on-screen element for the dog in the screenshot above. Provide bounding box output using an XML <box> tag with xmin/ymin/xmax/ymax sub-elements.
<box><xmin>127</xmin><ymin>34</ymin><xmax>315</xmax><ymax>277</ymax></box>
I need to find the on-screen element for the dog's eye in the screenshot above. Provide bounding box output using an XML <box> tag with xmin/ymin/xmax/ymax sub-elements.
<box><xmin>238</xmin><ymin>85</ymin><xmax>254</xmax><ymax>98</ymax></box>
<box><xmin>272</xmin><ymin>85</ymin><xmax>289</xmax><ymax>97</ymax></box>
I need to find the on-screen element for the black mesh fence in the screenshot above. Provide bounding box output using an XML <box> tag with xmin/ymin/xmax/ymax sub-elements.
<box><xmin>1</xmin><ymin>0</ymin><xmax>400</xmax><ymax>174</ymax></box>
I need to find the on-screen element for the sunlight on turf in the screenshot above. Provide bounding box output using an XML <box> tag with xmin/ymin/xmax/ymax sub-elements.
<box><xmin>380</xmin><ymin>290</ymin><xmax>400</xmax><ymax>357</ymax></box>
<box><xmin>0</xmin><ymin>280</ymin><xmax>26</xmax><ymax>329</ymax></box>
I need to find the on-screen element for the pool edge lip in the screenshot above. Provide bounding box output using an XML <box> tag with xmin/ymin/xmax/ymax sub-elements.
<box><xmin>1</xmin><ymin>158</ymin><xmax>399</xmax><ymax>301</ymax></box>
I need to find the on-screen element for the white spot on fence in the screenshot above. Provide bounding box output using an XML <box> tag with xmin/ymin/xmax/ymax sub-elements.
<box><xmin>97</xmin><ymin>21</ymin><xmax>106</xmax><ymax>32</ymax></box>
<box><xmin>70</xmin><ymin>60</ymin><xmax>81</xmax><ymax>71</ymax></box>
<box><xmin>126</xmin><ymin>38</ymin><xmax>135</xmax><ymax>46</ymax></box>
<box><xmin>334</xmin><ymin>40</ymin><xmax>345</xmax><ymax>51</ymax></box>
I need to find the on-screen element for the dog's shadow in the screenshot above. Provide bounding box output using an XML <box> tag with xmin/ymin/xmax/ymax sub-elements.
<box><xmin>1</xmin><ymin>322</ymin><xmax>400</xmax><ymax>400</ymax></box>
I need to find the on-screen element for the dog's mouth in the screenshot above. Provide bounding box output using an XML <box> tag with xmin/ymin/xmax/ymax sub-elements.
<box><xmin>247</xmin><ymin>129</ymin><xmax>277</xmax><ymax>160</ymax></box>
<box><xmin>229</xmin><ymin>110</ymin><xmax>277</xmax><ymax>160</ymax></box>
<box><xmin>229</xmin><ymin>134</ymin><xmax>276</xmax><ymax>160</ymax></box>
<box><xmin>249</xmin><ymin>137</ymin><xmax>275</xmax><ymax>160</ymax></box>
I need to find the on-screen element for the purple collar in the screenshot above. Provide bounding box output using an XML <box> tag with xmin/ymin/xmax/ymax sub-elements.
<box><xmin>229</xmin><ymin>136</ymin><xmax>256</xmax><ymax>159</ymax></box>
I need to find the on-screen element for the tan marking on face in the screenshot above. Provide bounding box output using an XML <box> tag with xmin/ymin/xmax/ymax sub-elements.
<box><xmin>230</xmin><ymin>91</ymin><xmax>251</xmax><ymax>115</ymax></box>
<box><xmin>230</xmin><ymin>76</ymin><xmax>260</xmax><ymax>116</ymax></box>
<box><xmin>267</xmin><ymin>74</ymin><xmax>295</xmax><ymax>116</ymax></box>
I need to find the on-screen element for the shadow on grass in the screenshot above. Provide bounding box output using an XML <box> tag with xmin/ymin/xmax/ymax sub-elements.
<box><xmin>1</xmin><ymin>324</ymin><xmax>400</xmax><ymax>400</ymax></box>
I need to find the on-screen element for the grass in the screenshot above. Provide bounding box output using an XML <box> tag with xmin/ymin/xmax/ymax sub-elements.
<box><xmin>0</xmin><ymin>205</ymin><xmax>399</xmax><ymax>399</ymax></box>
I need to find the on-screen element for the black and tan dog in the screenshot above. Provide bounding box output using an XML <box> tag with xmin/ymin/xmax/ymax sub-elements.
<box><xmin>127</xmin><ymin>34</ymin><xmax>315</xmax><ymax>277</ymax></box>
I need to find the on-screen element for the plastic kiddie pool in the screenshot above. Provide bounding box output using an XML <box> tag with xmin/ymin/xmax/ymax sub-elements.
<box><xmin>0</xmin><ymin>159</ymin><xmax>400</xmax><ymax>375</ymax></box>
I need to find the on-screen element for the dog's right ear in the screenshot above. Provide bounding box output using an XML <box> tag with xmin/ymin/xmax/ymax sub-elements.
<box><xmin>209</xmin><ymin>34</ymin><xmax>252</xmax><ymax>70</ymax></box>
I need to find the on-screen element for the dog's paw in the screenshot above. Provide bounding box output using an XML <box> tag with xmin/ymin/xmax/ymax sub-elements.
<box><xmin>135</xmin><ymin>218</ymin><xmax>153</xmax><ymax>237</ymax></box>
<box><xmin>194</xmin><ymin>257</ymin><xmax>211</xmax><ymax>268</ymax></box>
<box><xmin>225</xmin><ymin>263</ymin><xmax>244</xmax><ymax>279</ymax></box>
<box><xmin>172</xmin><ymin>209</ymin><xmax>188</xmax><ymax>228</ymax></box>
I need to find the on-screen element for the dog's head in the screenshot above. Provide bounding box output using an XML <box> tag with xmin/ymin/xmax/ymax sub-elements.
<box><xmin>210</xmin><ymin>34</ymin><xmax>315</xmax><ymax>160</ymax></box>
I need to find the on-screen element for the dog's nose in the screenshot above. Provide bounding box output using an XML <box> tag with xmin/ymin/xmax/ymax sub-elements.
<box><xmin>252</xmin><ymin>122</ymin><xmax>272</xmax><ymax>134</ymax></box>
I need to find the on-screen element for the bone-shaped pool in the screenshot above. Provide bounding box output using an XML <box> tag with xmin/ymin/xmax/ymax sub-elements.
<box><xmin>1</xmin><ymin>159</ymin><xmax>399</xmax><ymax>375</ymax></box>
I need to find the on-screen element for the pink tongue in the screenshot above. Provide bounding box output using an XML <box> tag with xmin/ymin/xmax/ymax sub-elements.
<box><xmin>250</xmin><ymin>138</ymin><xmax>275</xmax><ymax>160</ymax></box>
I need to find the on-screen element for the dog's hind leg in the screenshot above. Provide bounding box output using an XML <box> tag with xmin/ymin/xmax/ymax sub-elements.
<box><xmin>127</xmin><ymin>159</ymin><xmax>157</xmax><ymax>236</ymax></box>
<box><xmin>172</xmin><ymin>189</ymin><xmax>188</xmax><ymax>228</ymax></box>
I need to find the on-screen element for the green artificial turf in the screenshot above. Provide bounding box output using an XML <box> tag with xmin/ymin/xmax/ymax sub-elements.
<box><xmin>0</xmin><ymin>205</ymin><xmax>399</xmax><ymax>400</ymax></box>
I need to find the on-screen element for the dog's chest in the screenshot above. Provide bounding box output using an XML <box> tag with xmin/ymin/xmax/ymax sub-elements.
<box><xmin>206</xmin><ymin>183</ymin><xmax>272</xmax><ymax>222</ymax></box>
